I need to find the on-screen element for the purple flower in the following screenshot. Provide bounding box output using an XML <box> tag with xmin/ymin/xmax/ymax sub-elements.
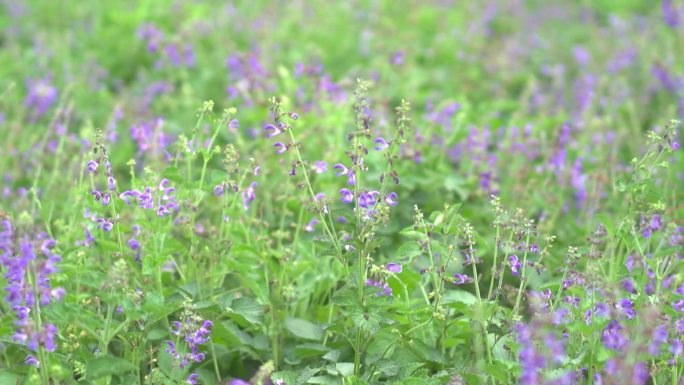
<box><xmin>87</xmin><ymin>161</ymin><xmax>98</xmax><ymax>173</ymax></box>
<box><xmin>25</xmin><ymin>355</ymin><xmax>39</xmax><ymax>367</ymax></box>
<box><xmin>97</xmin><ymin>218</ymin><xmax>113</xmax><ymax>232</ymax></box>
<box><xmin>213</xmin><ymin>184</ymin><xmax>224</xmax><ymax>197</ymax></box>
<box><xmin>509</xmin><ymin>255</ymin><xmax>521</xmax><ymax>276</ymax></box>
<box><xmin>622</xmin><ymin>279</ymin><xmax>636</xmax><ymax>294</ymax></box>
<box><xmin>602</xmin><ymin>320</ymin><xmax>627</xmax><ymax>350</ymax></box>
<box><xmin>333</xmin><ymin>163</ymin><xmax>349</xmax><ymax>176</ymax></box>
<box><xmin>453</xmin><ymin>273</ymin><xmax>472</xmax><ymax>285</ymax></box>
<box><xmin>385</xmin><ymin>192</ymin><xmax>398</xmax><ymax>206</ymax></box>
<box><xmin>649</xmin><ymin>324</ymin><xmax>669</xmax><ymax>355</ymax></box>
<box><xmin>347</xmin><ymin>171</ymin><xmax>357</xmax><ymax>186</ymax></box>
<box><xmin>339</xmin><ymin>188</ymin><xmax>354</xmax><ymax>204</ymax></box>
<box><xmin>616</xmin><ymin>298</ymin><xmax>636</xmax><ymax>319</ymax></box>
<box><xmin>312</xmin><ymin>161</ymin><xmax>327</xmax><ymax>174</ymax></box>
<box><xmin>227</xmin><ymin>119</ymin><xmax>239</xmax><ymax>132</ymax></box>
<box><xmin>386</xmin><ymin>263</ymin><xmax>402</xmax><ymax>274</ymax></box>
<box><xmin>673</xmin><ymin>299</ymin><xmax>684</xmax><ymax>312</ymax></box>
<box><xmin>365</xmin><ymin>279</ymin><xmax>392</xmax><ymax>296</ymax></box>
<box><xmin>663</xmin><ymin>0</ymin><xmax>681</xmax><ymax>27</ymax></box>
<box><xmin>516</xmin><ymin>323</ymin><xmax>546</xmax><ymax>385</ymax></box>
<box><xmin>552</xmin><ymin>308</ymin><xmax>571</xmax><ymax>325</ymax></box>
<box><xmin>242</xmin><ymin>182</ymin><xmax>257</xmax><ymax>210</ymax></box>
<box><xmin>264</xmin><ymin>123</ymin><xmax>283</xmax><ymax>138</ymax></box>
<box><xmin>186</xmin><ymin>373</ymin><xmax>199</xmax><ymax>384</ymax></box>
<box><xmin>229</xmin><ymin>380</ymin><xmax>250</xmax><ymax>385</ymax></box>
<box><xmin>374</xmin><ymin>137</ymin><xmax>389</xmax><ymax>151</ymax></box>
<box><xmin>305</xmin><ymin>219</ymin><xmax>318</xmax><ymax>232</ymax></box>
<box><xmin>24</xmin><ymin>77</ymin><xmax>58</xmax><ymax>119</ymax></box>
<box><xmin>358</xmin><ymin>191</ymin><xmax>379</xmax><ymax>209</ymax></box>
<box><xmin>167</xmin><ymin>316</ymin><xmax>213</xmax><ymax>370</ymax></box>
<box><xmin>274</xmin><ymin>142</ymin><xmax>287</xmax><ymax>155</ymax></box>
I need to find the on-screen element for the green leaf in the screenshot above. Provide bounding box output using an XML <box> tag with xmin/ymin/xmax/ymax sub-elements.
<box><xmin>306</xmin><ymin>375</ymin><xmax>342</xmax><ymax>385</ymax></box>
<box><xmin>485</xmin><ymin>360</ymin><xmax>511</xmax><ymax>383</ymax></box>
<box><xmin>272</xmin><ymin>371</ymin><xmax>298</xmax><ymax>385</ymax></box>
<box><xmin>285</xmin><ymin>317</ymin><xmax>324</xmax><ymax>341</ymax></box>
<box><xmin>146</xmin><ymin>328</ymin><xmax>168</xmax><ymax>341</ymax></box>
<box><xmin>394</xmin><ymin>242</ymin><xmax>422</xmax><ymax>261</ymax></box>
<box><xmin>86</xmin><ymin>355</ymin><xmax>135</xmax><ymax>380</ymax></box>
<box><xmin>227</xmin><ymin>297</ymin><xmax>263</xmax><ymax>326</ymax></box>
<box><xmin>350</xmin><ymin>308</ymin><xmax>383</xmax><ymax>335</ymax></box>
<box><xmin>0</xmin><ymin>372</ymin><xmax>19</xmax><ymax>385</ymax></box>
<box><xmin>322</xmin><ymin>350</ymin><xmax>341</xmax><ymax>363</ymax></box>
<box><xmin>443</xmin><ymin>290</ymin><xmax>477</xmax><ymax>306</ymax></box>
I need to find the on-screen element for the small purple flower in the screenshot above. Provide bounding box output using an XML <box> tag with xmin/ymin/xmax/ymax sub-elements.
<box><xmin>274</xmin><ymin>142</ymin><xmax>287</xmax><ymax>155</ymax></box>
<box><xmin>229</xmin><ymin>380</ymin><xmax>250</xmax><ymax>385</ymax></box>
<box><xmin>229</xmin><ymin>119</ymin><xmax>240</xmax><ymax>131</ymax></box>
<box><xmin>170</xmin><ymin>321</ymin><xmax>182</xmax><ymax>335</ymax></box>
<box><xmin>649</xmin><ymin>324</ymin><xmax>669</xmax><ymax>355</ymax></box>
<box><xmin>622</xmin><ymin>279</ymin><xmax>636</xmax><ymax>294</ymax></box>
<box><xmin>347</xmin><ymin>171</ymin><xmax>356</xmax><ymax>186</ymax></box>
<box><xmin>213</xmin><ymin>184</ymin><xmax>224</xmax><ymax>197</ymax></box>
<box><xmin>242</xmin><ymin>182</ymin><xmax>257</xmax><ymax>210</ymax></box>
<box><xmin>616</xmin><ymin>298</ymin><xmax>636</xmax><ymax>319</ymax></box>
<box><xmin>25</xmin><ymin>355</ymin><xmax>39</xmax><ymax>367</ymax></box>
<box><xmin>453</xmin><ymin>273</ymin><xmax>472</xmax><ymax>285</ymax></box>
<box><xmin>663</xmin><ymin>0</ymin><xmax>681</xmax><ymax>27</ymax></box>
<box><xmin>305</xmin><ymin>219</ymin><xmax>318</xmax><ymax>232</ymax></box>
<box><xmin>509</xmin><ymin>255</ymin><xmax>521</xmax><ymax>276</ymax></box>
<box><xmin>358</xmin><ymin>191</ymin><xmax>379</xmax><ymax>209</ymax></box>
<box><xmin>673</xmin><ymin>299</ymin><xmax>684</xmax><ymax>312</ymax></box>
<box><xmin>24</xmin><ymin>77</ymin><xmax>58</xmax><ymax>119</ymax></box>
<box><xmin>602</xmin><ymin>320</ymin><xmax>627</xmax><ymax>350</ymax></box>
<box><xmin>312</xmin><ymin>161</ymin><xmax>327</xmax><ymax>174</ymax></box>
<box><xmin>97</xmin><ymin>218</ymin><xmax>113</xmax><ymax>232</ymax></box>
<box><xmin>333</xmin><ymin>163</ymin><xmax>349</xmax><ymax>176</ymax></box>
<box><xmin>374</xmin><ymin>137</ymin><xmax>389</xmax><ymax>151</ymax></box>
<box><xmin>264</xmin><ymin>123</ymin><xmax>283</xmax><ymax>138</ymax></box>
<box><xmin>87</xmin><ymin>161</ymin><xmax>98</xmax><ymax>173</ymax></box>
<box><xmin>386</xmin><ymin>263</ymin><xmax>402</xmax><ymax>274</ymax></box>
<box><xmin>339</xmin><ymin>188</ymin><xmax>354</xmax><ymax>204</ymax></box>
<box><xmin>186</xmin><ymin>373</ymin><xmax>199</xmax><ymax>384</ymax></box>
<box><xmin>552</xmin><ymin>308</ymin><xmax>570</xmax><ymax>326</ymax></box>
<box><xmin>385</xmin><ymin>192</ymin><xmax>398</xmax><ymax>206</ymax></box>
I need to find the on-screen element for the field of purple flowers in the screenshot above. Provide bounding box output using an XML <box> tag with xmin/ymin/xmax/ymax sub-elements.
<box><xmin>1</xmin><ymin>1</ymin><xmax>683</xmax><ymax>384</ymax></box>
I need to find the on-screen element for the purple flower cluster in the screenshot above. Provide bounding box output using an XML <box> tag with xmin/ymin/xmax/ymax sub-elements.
<box><xmin>365</xmin><ymin>263</ymin><xmax>402</xmax><ymax>296</ymax></box>
<box><xmin>214</xmin><ymin>181</ymin><xmax>258</xmax><ymax>211</ymax></box>
<box><xmin>24</xmin><ymin>77</ymin><xmax>58</xmax><ymax>120</ymax></box>
<box><xmin>130</xmin><ymin>118</ymin><xmax>175</xmax><ymax>159</ymax></box>
<box><xmin>0</xmin><ymin>220</ymin><xmax>63</xmax><ymax>360</ymax></box>
<box><xmin>515</xmin><ymin>322</ymin><xmax>567</xmax><ymax>385</ymax></box>
<box><xmin>120</xmin><ymin>178</ymin><xmax>179</xmax><ymax>217</ymax></box>
<box><xmin>88</xmin><ymin>158</ymin><xmax>117</xmax><ymax>207</ymax></box>
<box><xmin>137</xmin><ymin>23</ymin><xmax>195</xmax><ymax>69</ymax></box>
<box><xmin>166</xmin><ymin>315</ymin><xmax>213</xmax><ymax>380</ymax></box>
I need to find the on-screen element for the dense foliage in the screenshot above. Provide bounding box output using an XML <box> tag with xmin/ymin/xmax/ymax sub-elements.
<box><xmin>1</xmin><ymin>1</ymin><xmax>683</xmax><ymax>384</ymax></box>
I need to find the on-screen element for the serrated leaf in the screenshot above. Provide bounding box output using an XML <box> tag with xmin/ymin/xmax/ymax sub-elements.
<box><xmin>322</xmin><ymin>350</ymin><xmax>341</xmax><ymax>363</ymax></box>
<box><xmin>227</xmin><ymin>297</ymin><xmax>263</xmax><ymax>325</ymax></box>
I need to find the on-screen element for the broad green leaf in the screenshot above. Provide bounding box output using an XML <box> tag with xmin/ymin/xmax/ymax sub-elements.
<box><xmin>285</xmin><ymin>317</ymin><xmax>324</xmax><ymax>341</ymax></box>
<box><xmin>85</xmin><ymin>355</ymin><xmax>135</xmax><ymax>380</ymax></box>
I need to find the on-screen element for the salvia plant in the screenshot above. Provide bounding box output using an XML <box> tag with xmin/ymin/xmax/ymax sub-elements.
<box><xmin>0</xmin><ymin>1</ymin><xmax>683</xmax><ymax>385</ymax></box>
